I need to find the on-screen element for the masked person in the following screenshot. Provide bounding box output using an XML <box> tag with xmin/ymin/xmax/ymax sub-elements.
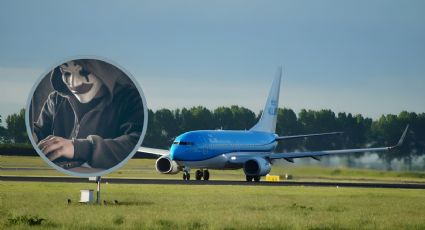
<box><xmin>33</xmin><ymin>59</ymin><xmax>144</xmax><ymax>171</ymax></box>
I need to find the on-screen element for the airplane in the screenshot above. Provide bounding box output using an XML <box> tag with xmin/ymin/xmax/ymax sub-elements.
<box><xmin>138</xmin><ymin>67</ymin><xmax>408</xmax><ymax>182</ymax></box>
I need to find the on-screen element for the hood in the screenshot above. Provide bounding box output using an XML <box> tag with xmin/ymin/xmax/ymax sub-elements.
<box><xmin>50</xmin><ymin>59</ymin><xmax>132</xmax><ymax>103</ymax></box>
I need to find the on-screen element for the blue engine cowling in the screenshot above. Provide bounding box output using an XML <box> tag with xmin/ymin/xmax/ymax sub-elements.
<box><xmin>155</xmin><ymin>156</ymin><xmax>180</xmax><ymax>174</ymax></box>
<box><xmin>243</xmin><ymin>157</ymin><xmax>272</xmax><ymax>176</ymax></box>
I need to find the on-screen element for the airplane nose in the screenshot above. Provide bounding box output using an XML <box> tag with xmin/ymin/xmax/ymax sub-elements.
<box><xmin>170</xmin><ymin>146</ymin><xmax>185</xmax><ymax>161</ymax></box>
<box><xmin>169</xmin><ymin>146</ymin><xmax>176</xmax><ymax>160</ymax></box>
<box><xmin>170</xmin><ymin>151</ymin><xmax>174</xmax><ymax>160</ymax></box>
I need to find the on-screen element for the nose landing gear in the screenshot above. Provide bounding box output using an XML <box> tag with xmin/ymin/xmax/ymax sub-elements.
<box><xmin>183</xmin><ymin>171</ymin><xmax>190</xmax><ymax>180</ymax></box>
<box><xmin>181</xmin><ymin>167</ymin><xmax>210</xmax><ymax>181</ymax></box>
<box><xmin>182</xmin><ymin>167</ymin><xmax>191</xmax><ymax>180</ymax></box>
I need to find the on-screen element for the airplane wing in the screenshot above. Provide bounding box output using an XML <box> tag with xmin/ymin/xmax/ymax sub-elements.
<box><xmin>137</xmin><ymin>147</ymin><xmax>169</xmax><ymax>156</ymax></box>
<box><xmin>275</xmin><ymin>131</ymin><xmax>343</xmax><ymax>141</ymax></box>
<box><xmin>270</xmin><ymin>125</ymin><xmax>409</xmax><ymax>161</ymax></box>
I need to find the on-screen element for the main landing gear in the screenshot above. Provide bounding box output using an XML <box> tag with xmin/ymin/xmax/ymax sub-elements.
<box><xmin>195</xmin><ymin>169</ymin><xmax>210</xmax><ymax>181</ymax></box>
<box><xmin>246</xmin><ymin>175</ymin><xmax>261</xmax><ymax>182</ymax></box>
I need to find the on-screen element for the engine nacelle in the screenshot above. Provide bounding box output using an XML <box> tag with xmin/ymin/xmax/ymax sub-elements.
<box><xmin>155</xmin><ymin>156</ymin><xmax>180</xmax><ymax>174</ymax></box>
<box><xmin>243</xmin><ymin>157</ymin><xmax>271</xmax><ymax>176</ymax></box>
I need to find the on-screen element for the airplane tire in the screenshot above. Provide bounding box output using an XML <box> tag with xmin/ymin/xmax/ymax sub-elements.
<box><xmin>254</xmin><ymin>176</ymin><xmax>260</xmax><ymax>182</ymax></box>
<box><xmin>203</xmin><ymin>170</ymin><xmax>210</xmax><ymax>180</ymax></box>
<box><xmin>246</xmin><ymin>175</ymin><xmax>253</xmax><ymax>182</ymax></box>
<box><xmin>183</xmin><ymin>172</ymin><xmax>190</xmax><ymax>180</ymax></box>
<box><xmin>195</xmin><ymin>170</ymin><xmax>203</xmax><ymax>180</ymax></box>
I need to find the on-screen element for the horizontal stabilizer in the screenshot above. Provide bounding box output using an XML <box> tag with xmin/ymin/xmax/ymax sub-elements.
<box><xmin>275</xmin><ymin>131</ymin><xmax>343</xmax><ymax>141</ymax></box>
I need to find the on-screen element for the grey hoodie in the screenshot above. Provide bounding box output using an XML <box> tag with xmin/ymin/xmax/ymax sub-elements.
<box><xmin>34</xmin><ymin>59</ymin><xmax>144</xmax><ymax>170</ymax></box>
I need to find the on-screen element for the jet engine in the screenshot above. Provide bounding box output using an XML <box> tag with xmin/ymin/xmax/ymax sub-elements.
<box><xmin>243</xmin><ymin>157</ymin><xmax>271</xmax><ymax>176</ymax></box>
<box><xmin>155</xmin><ymin>156</ymin><xmax>180</xmax><ymax>174</ymax></box>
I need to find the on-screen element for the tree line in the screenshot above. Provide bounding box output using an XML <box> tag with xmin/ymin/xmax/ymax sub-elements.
<box><xmin>1</xmin><ymin>107</ymin><xmax>424</xmax><ymax>170</ymax></box>
<box><xmin>0</xmin><ymin>108</ymin><xmax>27</xmax><ymax>144</ymax></box>
<box><xmin>144</xmin><ymin>106</ymin><xmax>424</xmax><ymax>170</ymax></box>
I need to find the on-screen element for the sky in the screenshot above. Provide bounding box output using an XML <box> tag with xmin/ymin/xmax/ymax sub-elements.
<box><xmin>0</xmin><ymin>0</ymin><xmax>424</xmax><ymax>125</ymax></box>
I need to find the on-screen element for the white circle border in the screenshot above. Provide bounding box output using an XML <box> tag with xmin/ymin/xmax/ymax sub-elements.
<box><xmin>25</xmin><ymin>56</ymin><xmax>148</xmax><ymax>177</ymax></box>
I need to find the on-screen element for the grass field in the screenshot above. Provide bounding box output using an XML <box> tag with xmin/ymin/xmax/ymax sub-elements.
<box><xmin>1</xmin><ymin>181</ymin><xmax>425</xmax><ymax>229</ymax></box>
<box><xmin>2</xmin><ymin>156</ymin><xmax>425</xmax><ymax>229</ymax></box>
<box><xmin>2</xmin><ymin>156</ymin><xmax>425</xmax><ymax>183</ymax></box>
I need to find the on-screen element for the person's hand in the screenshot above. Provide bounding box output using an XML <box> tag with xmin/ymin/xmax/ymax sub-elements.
<box><xmin>38</xmin><ymin>135</ymin><xmax>74</xmax><ymax>161</ymax></box>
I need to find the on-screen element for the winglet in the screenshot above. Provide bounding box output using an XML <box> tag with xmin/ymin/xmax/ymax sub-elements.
<box><xmin>390</xmin><ymin>124</ymin><xmax>409</xmax><ymax>149</ymax></box>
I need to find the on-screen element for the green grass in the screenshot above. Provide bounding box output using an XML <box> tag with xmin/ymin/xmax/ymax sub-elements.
<box><xmin>1</xmin><ymin>181</ymin><xmax>425</xmax><ymax>229</ymax></box>
<box><xmin>2</xmin><ymin>156</ymin><xmax>425</xmax><ymax>183</ymax></box>
<box><xmin>272</xmin><ymin>164</ymin><xmax>425</xmax><ymax>183</ymax></box>
<box><xmin>2</xmin><ymin>156</ymin><xmax>425</xmax><ymax>229</ymax></box>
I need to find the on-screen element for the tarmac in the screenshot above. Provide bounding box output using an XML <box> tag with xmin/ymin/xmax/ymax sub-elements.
<box><xmin>2</xmin><ymin>176</ymin><xmax>425</xmax><ymax>189</ymax></box>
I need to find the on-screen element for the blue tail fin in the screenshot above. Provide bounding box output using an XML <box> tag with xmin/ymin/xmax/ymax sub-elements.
<box><xmin>250</xmin><ymin>67</ymin><xmax>282</xmax><ymax>133</ymax></box>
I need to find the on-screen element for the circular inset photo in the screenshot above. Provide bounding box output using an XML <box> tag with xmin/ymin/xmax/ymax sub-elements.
<box><xmin>26</xmin><ymin>58</ymin><xmax>147</xmax><ymax>177</ymax></box>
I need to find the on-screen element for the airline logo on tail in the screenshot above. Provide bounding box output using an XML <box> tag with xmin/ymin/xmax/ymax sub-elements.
<box><xmin>268</xmin><ymin>100</ymin><xmax>278</xmax><ymax>115</ymax></box>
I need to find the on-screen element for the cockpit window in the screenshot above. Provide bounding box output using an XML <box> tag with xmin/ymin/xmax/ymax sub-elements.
<box><xmin>179</xmin><ymin>141</ymin><xmax>193</xmax><ymax>145</ymax></box>
<box><xmin>172</xmin><ymin>141</ymin><xmax>194</xmax><ymax>146</ymax></box>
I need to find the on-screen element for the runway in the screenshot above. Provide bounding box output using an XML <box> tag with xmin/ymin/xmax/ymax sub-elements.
<box><xmin>1</xmin><ymin>176</ymin><xmax>425</xmax><ymax>189</ymax></box>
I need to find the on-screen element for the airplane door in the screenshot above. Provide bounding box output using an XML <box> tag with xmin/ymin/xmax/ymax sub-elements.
<box><xmin>201</xmin><ymin>135</ymin><xmax>209</xmax><ymax>156</ymax></box>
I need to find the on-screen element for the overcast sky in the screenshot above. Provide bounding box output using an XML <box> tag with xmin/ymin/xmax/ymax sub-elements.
<box><xmin>1</xmin><ymin>0</ymin><xmax>424</xmax><ymax>124</ymax></box>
